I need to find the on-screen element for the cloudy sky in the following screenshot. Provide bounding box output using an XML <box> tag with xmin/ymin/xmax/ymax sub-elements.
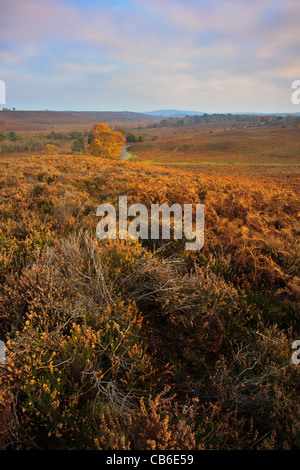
<box><xmin>1</xmin><ymin>0</ymin><xmax>300</xmax><ymax>112</ymax></box>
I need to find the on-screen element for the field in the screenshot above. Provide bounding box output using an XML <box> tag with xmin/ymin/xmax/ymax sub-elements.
<box><xmin>0</xmin><ymin>117</ymin><xmax>299</xmax><ymax>450</ymax></box>
<box><xmin>129</xmin><ymin>121</ymin><xmax>300</xmax><ymax>169</ymax></box>
<box><xmin>0</xmin><ymin>110</ymin><xmax>157</xmax><ymax>133</ymax></box>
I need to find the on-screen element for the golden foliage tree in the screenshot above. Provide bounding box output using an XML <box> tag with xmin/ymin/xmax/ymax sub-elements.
<box><xmin>88</xmin><ymin>123</ymin><xmax>126</xmax><ymax>160</ymax></box>
<box><xmin>44</xmin><ymin>144</ymin><xmax>59</xmax><ymax>155</ymax></box>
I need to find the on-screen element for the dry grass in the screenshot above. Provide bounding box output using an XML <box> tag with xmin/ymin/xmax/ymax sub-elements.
<box><xmin>0</xmin><ymin>153</ymin><xmax>299</xmax><ymax>449</ymax></box>
<box><xmin>129</xmin><ymin>124</ymin><xmax>300</xmax><ymax>169</ymax></box>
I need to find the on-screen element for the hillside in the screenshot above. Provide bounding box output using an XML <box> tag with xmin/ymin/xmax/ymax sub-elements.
<box><xmin>0</xmin><ymin>153</ymin><xmax>299</xmax><ymax>450</ymax></box>
<box><xmin>129</xmin><ymin>122</ymin><xmax>300</xmax><ymax>170</ymax></box>
<box><xmin>143</xmin><ymin>110</ymin><xmax>204</xmax><ymax>118</ymax></box>
<box><xmin>0</xmin><ymin>110</ymin><xmax>157</xmax><ymax>133</ymax></box>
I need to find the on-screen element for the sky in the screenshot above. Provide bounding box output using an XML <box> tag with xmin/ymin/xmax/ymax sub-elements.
<box><xmin>1</xmin><ymin>0</ymin><xmax>300</xmax><ymax>113</ymax></box>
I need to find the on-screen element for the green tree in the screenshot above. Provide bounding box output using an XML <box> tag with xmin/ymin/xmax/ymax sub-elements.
<box><xmin>71</xmin><ymin>136</ymin><xmax>86</xmax><ymax>154</ymax></box>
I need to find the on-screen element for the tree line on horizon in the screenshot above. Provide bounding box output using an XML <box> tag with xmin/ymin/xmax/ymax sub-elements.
<box><xmin>146</xmin><ymin>113</ymin><xmax>291</xmax><ymax>128</ymax></box>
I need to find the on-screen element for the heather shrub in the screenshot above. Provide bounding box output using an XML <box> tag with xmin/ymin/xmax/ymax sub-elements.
<box><xmin>0</xmin><ymin>154</ymin><xmax>298</xmax><ymax>449</ymax></box>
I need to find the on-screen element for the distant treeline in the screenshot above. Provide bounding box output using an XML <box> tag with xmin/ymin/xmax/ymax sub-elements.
<box><xmin>46</xmin><ymin>130</ymin><xmax>89</xmax><ymax>140</ymax></box>
<box><xmin>0</xmin><ymin>132</ymin><xmax>44</xmax><ymax>153</ymax></box>
<box><xmin>0</xmin><ymin>131</ymin><xmax>22</xmax><ymax>142</ymax></box>
<box><xmin>0</xmin><ymin>130</ymin><xmax>88</xmax><ymax>154</ymax></box>
<box><xmin>0</xmin><ymin>141</ymin><xmax>45</xmax><ymax>153</ymax></box>
<box><xmin>146</xmin><ymin>113</ymin><xmax>300</xmax><ymax>128</ymax></box>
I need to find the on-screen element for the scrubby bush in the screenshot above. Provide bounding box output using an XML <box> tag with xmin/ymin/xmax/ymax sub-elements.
<box><xmin>0</xmin><ymin>154</ymin><xmax>299</xmax><ymax>449</ymax></box>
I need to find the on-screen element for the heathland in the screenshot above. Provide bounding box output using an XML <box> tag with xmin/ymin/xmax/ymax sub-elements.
<box><xmin>0</xmin><ymin>113</ymin><xmax>299</xmax><ymax>449</ymax></box>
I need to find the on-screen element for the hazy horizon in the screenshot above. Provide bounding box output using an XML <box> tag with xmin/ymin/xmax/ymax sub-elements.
<box><xmin>2</xmin><ymin>108</ymin><xmax>299</xmax><ymax>115</ymax></box>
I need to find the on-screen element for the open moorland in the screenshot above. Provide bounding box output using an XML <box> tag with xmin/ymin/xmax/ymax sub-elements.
<box><xmin>0</xmin><ymin>110</ymin><xmax>157</xmax><ymax>133</ymax></box>
<box><xmin>129</xmin><ymin>120</ymin><xmax>300</xmax><ymax>169</ymax></box>
<box><xmin>0</xmin><ymin>115</ymin><xmax>299</xmax><ymax>450</ymax></box>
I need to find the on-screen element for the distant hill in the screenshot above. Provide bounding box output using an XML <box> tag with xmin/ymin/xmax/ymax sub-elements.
<box><xmin>148</xmin><ymin>112</ymin><xmax>298</xmax><ymax>129</ymax></box>
<box><xmin>0</xmin><ymin>110</ymin><xmax>158</xmax><ymax>132</ymax></box>
<box><xmin>143</xmin><ymin>109</ymin><xmax>204</xmax><ymax>118</ymax></box>
<box><xmin>144</xmin><ymin>110</ymin><xmax>300</xmax><ymax>118</ymax></box>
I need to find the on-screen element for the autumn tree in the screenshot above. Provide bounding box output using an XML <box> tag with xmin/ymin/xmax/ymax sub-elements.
<box><xmin>44</xmin><ymin>144</ymin><xmax>59</xmax><ymax>155</ymax></box>
<box><xmin>88</xmin><ymin>123</ymin><xmax>125</xmax><ymax>160</ymax></box>
<box><xmin>114</xmin><ymin>126</ymin><xmax>126</xmax><ymax>135</ymax></box>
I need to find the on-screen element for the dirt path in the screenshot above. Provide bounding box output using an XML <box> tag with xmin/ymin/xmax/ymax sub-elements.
<box><xmin>121</xmin><ymin>146</ymin><xmax>130</xmax><ymax>161</ymax></box>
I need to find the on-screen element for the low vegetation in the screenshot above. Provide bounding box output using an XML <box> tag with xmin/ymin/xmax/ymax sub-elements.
<box><xmin>0</xmin><ymin>130</ymin><xmax>89</xmax><ymax>155</ymax></box>
<box><xmin>130</xmin><ymin>125</ymin><xmax>300</xmax><ymax>167</ymax></box>
<box><xmin>0</xmin><ymin>149</ymin><xmax>299</xmax><ymax>449</ymax></box>
<box><xmin>146</xmin><ymin>113</ymin><xmax>288</xmax><ymax>129</ymax></box>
